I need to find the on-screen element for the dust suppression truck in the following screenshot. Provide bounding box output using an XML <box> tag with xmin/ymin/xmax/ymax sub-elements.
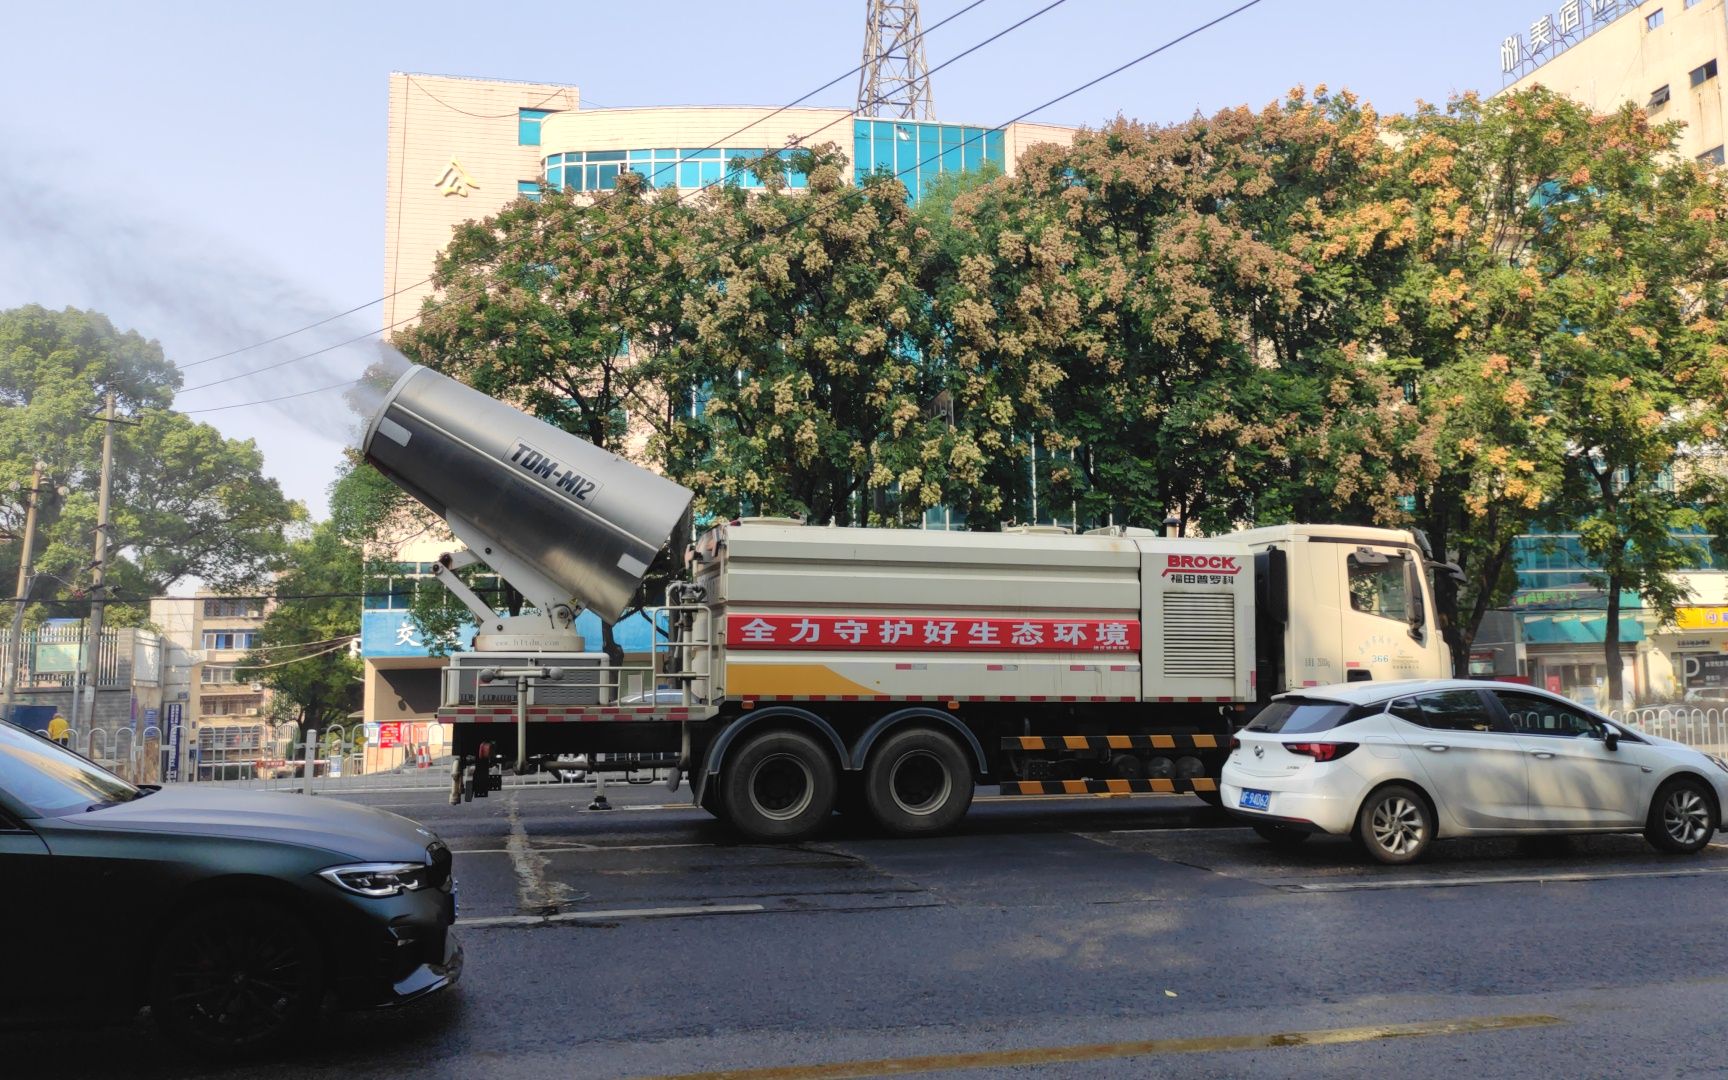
<box><xmin>363</xmin><ymin>366</ymin><xmax>1454</xmax><ymax>840</ymax></box>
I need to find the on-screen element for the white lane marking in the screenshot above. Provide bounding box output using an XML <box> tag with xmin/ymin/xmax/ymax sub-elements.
<box><xmin>1293</xmin><ymin>864</ymin><xmax>1728</xmax><ymax>892</ymax></box>
<box><xmin>506</xmin><ymin>792</ymin><xmax>572</xmax><ymax>911</ymax></box>
<box><xmin>450</xmin><ymin>841</ymin><xmax>715</xmax><ymax>856</ymax></box>
<box><xmin>460</xmin><ymin>904</ymin><xmax>766</xmax><ymax>928</ymax></box>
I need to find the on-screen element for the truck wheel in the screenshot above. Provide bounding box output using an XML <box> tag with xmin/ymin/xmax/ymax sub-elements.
<box><xmin>863</xmin><ymin>727</ymin><xmax>974</xmax><ymax>837</ymax></box>
<box><xmin>720</xmin><ymin>730</ymin><xmax>837</xmax><ymax>842</ymax></box>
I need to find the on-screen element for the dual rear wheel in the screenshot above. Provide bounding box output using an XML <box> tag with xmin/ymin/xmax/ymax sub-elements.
<box><xmin>717</xmin><ymin>726</ymin><xmax>974</xmax><ymax>842</ymax></box>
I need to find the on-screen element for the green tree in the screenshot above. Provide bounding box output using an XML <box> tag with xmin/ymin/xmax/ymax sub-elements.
<box><xmin>666</xmin><ymin>146</ymin><xmax>962</xmax><ymax>526</ymax></box>
<box><xmin>241</xmin><ymin>463</ymin><xmax>370</xmax><ymax>733</ymax></box>
<box><xmin>0</xmin><ymin>305</ymin><xmax>298</xmax><ymax>622</ymax></box>
<box><xmin>930</xmin><ymin>93</ymin><xmax>1410</xmax><ymax>533</ymax></box>
<box><xmin>395</xmin><ymin>172</ymin><xmax>691</xmax><ymax>657</ymax></box>
<box><xmin>1382</xmin><ymin>90</ymin><xmax>1728</xmax><ymax>691</ymax></box>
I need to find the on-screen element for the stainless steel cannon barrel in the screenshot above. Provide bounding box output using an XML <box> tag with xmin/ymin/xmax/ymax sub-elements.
<box><xmin>362</xmin><ymin>365</ymin><xmax>694</xmax><ymax>623</ymax></box>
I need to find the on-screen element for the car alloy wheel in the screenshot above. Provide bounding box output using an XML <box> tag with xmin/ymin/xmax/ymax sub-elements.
<box><xmin>152</xmin><ymin>900</ymin><xmax>324</xmax><ymax>1052</ymax></box>
<box><xmin>1371</xmin><ymin>796</ymin><xmax>1425</xmax><ymax>856</ymax></box>
<box><xmin>1357</xmin><ymin>784</ymin><xmax>1433</xmax><ymax>864</ymax></box>
<box><xmin>1663</xmin><ymin>787</ymin><xmax>1712</xmax><ymax>848</ymax></box>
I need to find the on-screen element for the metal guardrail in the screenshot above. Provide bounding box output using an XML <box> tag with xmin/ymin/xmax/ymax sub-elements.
<box><xmin>25</xmin><ymin>722</ymin><xmax>163</xmax><ymax>783</ymax></box>
<box><xmin>1608</xmin><ymin>706</ymin><xmax>1728</xmax><ymax>754</ymax></box>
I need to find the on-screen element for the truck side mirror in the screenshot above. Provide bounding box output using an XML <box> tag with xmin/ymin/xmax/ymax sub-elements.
<box><xmin>1405</xmin><ymin>553</ymin><xmax>1426</xmax><ymax>644</ymax></box>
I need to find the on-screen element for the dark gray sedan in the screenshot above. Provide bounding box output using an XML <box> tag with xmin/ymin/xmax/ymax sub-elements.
<box><xmin>0</xmin><ymin>721</ymin><xmax>460</xmax><ymax>1053</ymax></box>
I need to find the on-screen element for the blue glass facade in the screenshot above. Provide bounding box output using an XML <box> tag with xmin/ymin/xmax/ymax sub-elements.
<box><xmin>542</xmin><ymin>121</ymin><xmax>1004</xmax><ymax>203</ymax></box>
<box><xmin>852</xmin><ymin>120</ymin><xmax>1004</xmax><ymax>202</ymax></box>
<box><xmin>544</xmin><ymin>148</ymin><xmax>810</xmax><ymax>194</ymax></box>
<box><xmin>1513</xmin><ymin>530</ymin><xmax>1717</xmax><ymax>592</ymax></box>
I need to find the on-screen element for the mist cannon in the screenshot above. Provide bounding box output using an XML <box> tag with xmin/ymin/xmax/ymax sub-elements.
<box><xmin>361</xmin><ymin>366</ymin><xmax>694</xmax><ymax>637</ymax></box>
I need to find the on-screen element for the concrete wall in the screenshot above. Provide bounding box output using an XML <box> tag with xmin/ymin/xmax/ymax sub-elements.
<box><xmin>384</xmin><ymin>73</ymin><xmax>581</xmax><ymax>330</ymax></box>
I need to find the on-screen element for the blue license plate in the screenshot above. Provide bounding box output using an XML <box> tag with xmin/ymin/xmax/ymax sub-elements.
<box><xmin>1239</xmin><ymin>788</ymin><xmax>1271</xmax><ymax>811</ymax></box>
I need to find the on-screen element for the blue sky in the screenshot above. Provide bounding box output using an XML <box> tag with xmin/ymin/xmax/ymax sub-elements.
<box><xmin>0</xmin><ymin>0</ymin><xmax>1544</xmax><ymax>518</ymax></box>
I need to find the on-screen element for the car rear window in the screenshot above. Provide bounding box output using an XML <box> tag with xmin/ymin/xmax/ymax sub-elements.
<box><xmin>1245</xmin><ymin>699</ymin><xmax>1359</xmax><ymax>734</ymax></box>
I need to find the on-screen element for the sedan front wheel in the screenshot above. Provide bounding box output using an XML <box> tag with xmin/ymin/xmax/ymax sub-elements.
<box><xmin>150</xmin><ymin>898</ymin><xmax>326</xmax><ymax>1055</ymax></box>
<box><xmin>1646</xmin><ymin>777</ymin><xmax>1719</xmax><ymax>854</ymax></box>
<box><xmin>1356</xmin><ymin>784</ymin><xmax>1433</xmax><ymax>865</ymax></box>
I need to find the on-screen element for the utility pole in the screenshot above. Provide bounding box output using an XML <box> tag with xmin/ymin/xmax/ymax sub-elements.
<box><xmin>70</xmin><ymin>392</ymin><xmax>117</xmax><ymax>740</ymax></box>
<box><xmin>3</xmin><ymin>461</ymin><xmax>46</xmax><ymax>720</ymax></box>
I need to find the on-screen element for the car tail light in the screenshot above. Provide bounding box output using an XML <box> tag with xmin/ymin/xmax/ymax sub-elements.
<box><xmin>1229</xmin><ymin>735</ymin><xmax>1240</xmax><ymax>751</ymax></box>
<box><xmin>1284</xmin><ymin>742</ymin><xmax>1358</xmax><ymax>762</ymax></box>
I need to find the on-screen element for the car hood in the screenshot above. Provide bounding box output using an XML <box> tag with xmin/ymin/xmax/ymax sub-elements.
<box><xmin>64</xmin><ymin>786</ymin><xmax>438</xmax><ymax>862</ymax></box>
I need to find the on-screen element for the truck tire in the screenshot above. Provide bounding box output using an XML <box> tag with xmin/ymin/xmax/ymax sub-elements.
<box><xmin>863</xmin><ymin>727</ymin><xmax>974</xmax><ymax>837</ymax></box>
<box><xmin>720</xmin><ymin>729</ymin><xmax>837</xmax><ymax>842</ymax></box>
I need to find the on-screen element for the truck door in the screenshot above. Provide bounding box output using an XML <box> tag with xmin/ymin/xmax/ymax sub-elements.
<box><xmin>1336</xmin><ymin>543</ymin><xmax>1435</xmax><ymax>682</ymax></box>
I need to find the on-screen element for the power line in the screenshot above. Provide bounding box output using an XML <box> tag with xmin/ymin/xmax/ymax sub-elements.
<box><xmin>234</xmin><ymin>639</ymin><xmax>356</xmax><ymax>670</ymax></box>
<box><xmin>168</xmin><ymin>1</ymin><xmax>1265</xmax><ymax>417</ymax></box>
<box><xmin>407</xmin><ymin>75</ymin><xmax>574</xmax><ymax>120</ymax></box>
<box><xmin>179</xmin><ymin>378</ymin><xmax>363</xmax><ymax>415</ymax></box>
<box><xmin>173</xmin><ymin>4</ymin><xmax>991</xmax><ymax>374</ymax></box>
<box><xmin>178</xmin><ymin>298</ymin><xmax>387</xmax><ymax>371</ymax></box>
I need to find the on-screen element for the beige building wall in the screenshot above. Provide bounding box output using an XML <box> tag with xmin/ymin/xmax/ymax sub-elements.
<box><xmin>1505</xmin><ymin>0</ymin><xmax>1728</xmax><ymax>161</ymax></box>
<box><xmin>384</xmin><ymin>73</ymin><xmax>580</xmax><ymax>331</ymax></box>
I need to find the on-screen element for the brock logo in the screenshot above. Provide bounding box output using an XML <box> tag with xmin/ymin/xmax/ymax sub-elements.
<box><xmin>1163</xmin><ymin>554</ymin><xmax>1242</xmax><ymax>576</ymax></box>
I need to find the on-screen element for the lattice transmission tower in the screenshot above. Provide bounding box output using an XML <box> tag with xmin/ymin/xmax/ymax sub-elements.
<box><xmin>857</xmin><ymin>0</ymin><xmax>935</xmax><ymax>120</ymax></box>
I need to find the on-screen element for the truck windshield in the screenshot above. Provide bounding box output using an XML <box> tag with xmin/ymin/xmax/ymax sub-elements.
<box><xmin>1246</xmin><ymin>699</ymin><xmax>1358</xmax><ymax>734</ymax></box>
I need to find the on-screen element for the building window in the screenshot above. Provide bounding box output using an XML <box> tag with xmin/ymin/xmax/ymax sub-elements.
<box><xmin>201</xmin><ymin>631</ymin><xmax>258</xmax><ymax>651</ymax></box>
<box><xmin>1687</xmin><ymin>0</ymin><xmax>1702</xmax><ymax>8</ymax></box>
<box><xmin>201</xmin><ymin>666</ymin><xmax>238</xmax><ymax>685</ymax></box>
<box><xmin>1648</xmin><ymin>8</ymin><xmax>1665</xmax><ymax>29</ymax></box>
<box><xmin>519</xmin><ymin>108</ymin><xmax>552</xmax><ymax>147</ymax></box>
<box><xmin>203</xmin><ymin>598</ymin><xmax>261</xmax><ymax>619</ymax></box>
<box><xmin>543</xmin><ymin>148</ymin><xmax>809</xmax><ymax>194</ymax></box>
<box><xmin>1700</xmin><ymin>145</ymin><xmax>1726</xmax><ymax>164</ymax></box>
<box><xmin>1650</xmin><ymin>84</ymin><xmax>1672</xmax><ymax>109</ymax></box>
<box><xmin>1691</xmin><ymin>59</ymin><xmax>1719</xmax><ymax>86</ymax></box>
<box><xmin>517</xmin><ymin>180</ymin><xmax>542</xmax><ymax>202</ymax></box>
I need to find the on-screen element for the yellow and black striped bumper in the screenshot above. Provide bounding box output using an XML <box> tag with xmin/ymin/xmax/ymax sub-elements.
<box><xmin>998</xmin><ymin>777</ymin><xmax>1218</xmax><ymax>796</ymax></box>
<box><xmin>1003</xmin><ymin>734</ymin><xmax>1221</xmax><ymax>752</ymax></box>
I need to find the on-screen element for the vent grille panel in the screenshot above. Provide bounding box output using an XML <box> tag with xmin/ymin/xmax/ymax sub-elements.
<box><xmin>1162</xmin><ymin>593</ymin><xmax>1236</xmax><ymax>678</ymax></box>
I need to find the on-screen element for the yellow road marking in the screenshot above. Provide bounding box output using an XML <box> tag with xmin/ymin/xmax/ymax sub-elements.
<box><xmin>631</xmin><ymin>1014</ymin><xmax>1564</xmax><ymax>1080</ymax></box>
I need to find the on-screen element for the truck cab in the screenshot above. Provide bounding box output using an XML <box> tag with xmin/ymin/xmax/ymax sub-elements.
<box><xmin>1226</xmin><ymin>524</ymin><xmax>1453</xmax><ymax>697</ymax></box>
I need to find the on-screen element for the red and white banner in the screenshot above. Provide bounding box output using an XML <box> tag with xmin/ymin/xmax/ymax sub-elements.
<box><xmin>726</xmin><ymin>614</ymin><xmax>1139</xmax><ymax>653</ymax></box>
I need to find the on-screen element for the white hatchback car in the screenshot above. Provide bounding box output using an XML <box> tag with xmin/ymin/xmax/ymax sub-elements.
<box><xmin>1221</xmin><ymin>679</ymin><xmax>1728</xmax><ymax>864</ymax></box>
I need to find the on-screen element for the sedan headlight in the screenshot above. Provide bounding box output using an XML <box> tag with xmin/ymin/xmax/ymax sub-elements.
<box><xmin>1706</xmin><ymin>754</ymin><xmax>1728</xmax><ymax>776</ymax></box>
<box><xmin>319</xmin><ymin>862</ymin><xmax>428</xmax><ymax>897</ymax></box>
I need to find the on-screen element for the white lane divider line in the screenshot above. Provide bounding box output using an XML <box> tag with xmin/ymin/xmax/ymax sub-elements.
<box><xmin>450</xmin><ymin>841</ymin><xmax>716</xmax><ymax>856</ymax></box>
<box><xmin>461</xmin><ymin>904</ymin><xmax>767</xmax><ymax>928</ymax></box>
<box><xmin>1293</xmin><ymin>864</ymin><xmax>1728</xmax><ymax>892</ymax></box>
<box><xmin>506</xmin><ymin>792</ymin><xmax>573</xmax><ymax>911</ymax></box>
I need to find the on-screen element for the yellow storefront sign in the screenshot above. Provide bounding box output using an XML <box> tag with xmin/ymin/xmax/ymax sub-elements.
<box><xmin>1674</xmin><ymin>607</ymin><xmax>1728</xmax><ymax>630</ymax></box>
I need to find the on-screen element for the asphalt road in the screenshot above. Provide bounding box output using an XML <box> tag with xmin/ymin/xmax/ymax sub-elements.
<box><xmin>11</xmin><ymin>779</ymin><xmax>1728</xmax><ymax>1079</ymax></box>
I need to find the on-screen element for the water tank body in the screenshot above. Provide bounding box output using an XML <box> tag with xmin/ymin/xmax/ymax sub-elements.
<box><xmin>362</xmin><ymin>366</ymin><xmax>694</xmax><ymax>623</ymax></box>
